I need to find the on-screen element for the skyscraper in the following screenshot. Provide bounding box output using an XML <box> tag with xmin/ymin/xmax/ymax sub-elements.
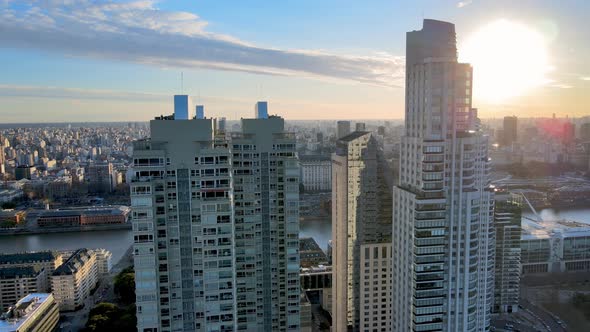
<box><xmin>493</xmin><ymin>194</ymin><xmax>522</xmax><ymax>314</ymax></box>
<box><xmin>131</xmin><ymin>99</ymin><xmax>300</xmax><ymax>332</ymax></box>
<box><xmin>337</xmin><ymin>121</ymin><xmax>351</xmax><ymax>139</ymax></box>
<box><xmin>392</xmin><ymin>19</ymin><xmax>494</xmax><ymax>332</ymax></box>
<box><xmin>502</xmin><ymin>116</ymin><xmax>518</xmax><ymax>146</ymax></box>
<box><xmin>231</xmin><ymin>116</ymin><xmax>300</xmax><ymax>332</ymax></box>
<box><xmin>332</xmin><ymin>131</ymin><xmax>392</xmax><ymax>331</ymax></box>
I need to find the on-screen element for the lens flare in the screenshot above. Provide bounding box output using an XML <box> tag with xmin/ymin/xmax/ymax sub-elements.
<box><xmin>459</xmin><ymin>19</ymin><xmax>551</xmax><ymax>102</ymax></box>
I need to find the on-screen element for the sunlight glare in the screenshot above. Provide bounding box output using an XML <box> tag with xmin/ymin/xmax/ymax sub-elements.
<box><xmin>459</xmin><ymin>19</ymin><xmax>550</xmax><ymax>102</ymax></box>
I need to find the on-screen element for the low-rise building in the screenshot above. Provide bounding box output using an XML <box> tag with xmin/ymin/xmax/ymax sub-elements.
<box><xmin>51</xmin><ymin>249</ymin><xmax>98</xmax><ymax>311</ymax></box>
<box><xmin>0</xmin><ymin>293</ymin><xmax>59</xmax><ymax>332</ymax></box>
<box><xmin>0</xmin><ymin>268</ymin><xmax>47</xmax><ymax>311</ymax></box>
<box><xmin>0</xmin><ymin>210</ymin><xmax>26</xmax><ymax>227</ymax></box>
<box><xmin>36</xmin><ymin>206</ymin><xmax>130</xmax><ymax>227</ymax></box>
<box><xmin>521</xmin><ymin>218</ymin><xmax>590</xmax><ymax>274</ymax></box>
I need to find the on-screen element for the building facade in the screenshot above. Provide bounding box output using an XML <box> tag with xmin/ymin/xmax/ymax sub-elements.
<box><xmin>51</xmin><ymin>248</ymin><xmax>98</xmax><ymax>311</ymax></box>
<box><xmin>359</xmin><ymin>243</ymin><xmax>392</xmax><ymax>332</ymax></box>
<box><xmin>521</xmin><ymin>226</ymin><xmax>590</xmax><ymax>274</ymax></box>
<box><xmin>86</xmin><ymin>162</ymin><xmax>113</xmax><ymax>193</ymax></box>
<box><xmin>392</xmin><ymin>19</ymin><xmax>494</xmax><ymax>332</ymax></box>
<box><xmin>0</xmin><ymin>267</ymin><xmax>47</xmax><ymax>311</ymax></box>
<box><xmin>332</xmin><ymin>132</ymin><xmax>392</xmax><ymax>331</ymax></box>
<box><xmin>493</xmin><ymin>197</ymin><xmax>521</xmax><ymax>313</ymax></box>
<box><xmin>131</xmin><ymin>102</ymin><xmax>300</xmax><ymax>332</ymax></box>
<box><xmin>231</xmin><ymin>116</ymin><xmax>300</xmax><ymax>332</ymax></box>
<box><xmin>0</xmin><ymin>251</ymin><xmax>62</xmax><ymax>292</ymax></box>
<box><xmin>337</xmin><ymin>121</ymin><xmax>351</xmax><ymax>140</ymax></box>
<box><xmin>299</xmin><ymin>155</ymin><xmax>331</xmax><ymax>192</ymax></box>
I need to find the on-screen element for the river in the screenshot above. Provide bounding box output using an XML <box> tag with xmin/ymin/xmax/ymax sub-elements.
<box><xmin>0</xmin><ymin>229</ymin><xmax>133</xmax><ymax>263</ymax></box>
<box><xmin>0</xmin><ymin>208</ymin><xmax>587</xmax><ymax>260</ymax></box>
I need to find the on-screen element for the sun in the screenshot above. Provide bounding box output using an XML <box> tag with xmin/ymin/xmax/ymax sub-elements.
<box><xmin>459</xmin><ymin>19</ymin><xmax>551</xmax><ymax>103</ymax></box>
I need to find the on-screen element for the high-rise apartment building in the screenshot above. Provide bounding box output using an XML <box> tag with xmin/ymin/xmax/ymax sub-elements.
<box><xmin>392</xmin><ymin>19</ymin><xmax>494</xmax><ymax>332</ymax></box>
<box><xmin>493</xmin><ymin>195</ymin><xmax>521</xmax><ymax>314</ymax></box>
<box><xmin>337</xmin><ymin>121</ymin><xmax>351</xmax><ymax>139</ymax></box>
<box><xmin>86</xmin><ymin>162</ymin><xmax>113</xmax><ymax>193</ymax></box>
<box><xmin>131</xmin><ymin>101</ymin><xmax>300</xmax><ymax>332</ymax></box>
<box><xmin>502</xmin><ymin>116</ymin><xmax>518</xmax><ymax>146</ymax></box>
<box><xmin>231</xmin><ymin>116</ymin><xmax>300</xmax><ymax>332</ymax></box>
<box><xmin>332</xmin><ymin>132</ymin><xmax>392</xmax><ymax>331</ymax></box>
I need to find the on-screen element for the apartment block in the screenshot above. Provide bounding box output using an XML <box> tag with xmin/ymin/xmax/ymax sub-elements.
<box><xmin>0</xmin><ymin>251</ymin><xmax>62</xmax><ymax>291</ymax></box>
<box><xmin>131</xmin><ymin>100</ymin><xmax>300</xmax><ymax>332</ymax></box>
<box><xmin>0</xmin><ymin>267</ymin><xmax>47</xmax><ymax>311</ymax></box>
<box><xmin>51</xmin><ymin>249</ymin><xmax>98</xmax><ymax>311</ymax></box>
<box><xmin>392</xmin><ymin>19</ymin><xmax>494</xmax><ymax>332</ymax></box>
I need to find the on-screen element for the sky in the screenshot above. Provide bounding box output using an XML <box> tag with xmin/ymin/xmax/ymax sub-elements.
<box><xmin>0</xmin><ymin>0</ymin><xmax>588</xmax><ymax>122</ymax></box>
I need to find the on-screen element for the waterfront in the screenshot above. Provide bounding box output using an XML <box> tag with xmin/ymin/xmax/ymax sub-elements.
<box><xmin>0</xmin><ymin>207</ymin><xmax>587</xmax><ymax>261</ymax></box>
<box><xmin>301</xmin><ymin>207</ymin><xmax>590</xmax><ymax>253</ymax></box>
<box><xmin>0</xmin><ymin>229</ymin><xmax>133</xmax><ymax>263</ymax></box>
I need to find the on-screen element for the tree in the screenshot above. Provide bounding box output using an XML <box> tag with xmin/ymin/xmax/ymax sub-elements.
<box><xmin>114</xmin><ymin>269</ymin><xmax>135</xmax><ymax>304</ymax></box>
<box><xmin>83</xmin><ymin>302</ymin><xmax>137</xmax><ymax>332</ymax></box>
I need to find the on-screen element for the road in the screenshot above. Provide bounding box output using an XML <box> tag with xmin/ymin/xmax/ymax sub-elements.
<box><xmin>521</xmin><ymin>300</ymin><xmax>567</xmax><ymax>332</ymax></box>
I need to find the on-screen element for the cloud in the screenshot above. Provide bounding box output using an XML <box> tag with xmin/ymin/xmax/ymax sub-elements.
<box><xmin>0</xmin><ymin>85</ymin><xmax>166</xmax><ymax>101</ymax></box>
<box><xmin>581</xmin><ymin>77</ymin><xmax>590</xmax><ymax>81</ymax></box>
<box><xmin>0</xmin><ymin>0</ymin><xmax>404</xmax><ymax>87</ymax></box>
<box><xmin>457</xmin><ymin>0</ymin><xmax>473</xmax><ymax>8</ymax></box>
<box><xmin>0</xmin><ymin>85</ymin><xmax>256</xmax><ymax>105</ymax></box>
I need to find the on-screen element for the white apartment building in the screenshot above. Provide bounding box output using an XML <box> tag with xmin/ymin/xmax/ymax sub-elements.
<box><xmin>50</xmin><ymin>248</ymin><xmax>98</xmax><ymax>311</ymax></box>
<box><xmin>231</xmin><ymin>116</ymin><xmax>301</xmax><ymax>332</ymax></box>
<box><xmin>131</xmin><ymin>98</ymin><xmax>300</xmax><ymax>332</ymax></box>
<box><xmin>299</xmin><ymin>155</ymin><xmax>331</xmax><ymax>191</ymax></box>
<box><xmin>93</xmin><ymin>249</ymin><xmax>112</xmax><ymax>276</ymax></box>
<box><xmin>392</xmin><ymin>19</ymin><xmax>494</xmax><ymax>332</ymax></box>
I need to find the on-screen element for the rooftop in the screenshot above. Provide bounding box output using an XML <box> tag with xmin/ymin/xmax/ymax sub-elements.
<box><xmin>0</xmin><ymin>267</ymin><xmax>39</xmax><ymax>279</ymax></box>
<box><xmin>299</xmin><ymin>155</ymin><xmax>331</xmax><ymax>162</ymax></box>
<box><xmin>0</xmin><ymin>293</ymin><xmax>54</xmax><ymax>332</ymax></box>
<box><xmin>521</xmin><ymin>218</ymin><xmax>590</xmax><ymax>241</ymax></box>
<box><xmin>38</xmin><ymin>206</ymin><xmax>130</xmax><ymax>218</ymax></box>
<box><xmin>300</xmin><ymin>238</ymin><xmax>323</xmax><ymax>252</ymax></box>
<box><xmin>53</xmin><ymin>249</ymin><xmax>92</xmax><ymax>276</ymax></box>
<box><xmin>338</xmin><ymin>131</ymin><xmax>370</xmax><ymax>142</ymax></box>
<box><xmin>0</xmin><ymin>251</ymin><xmax>58</xmax><ymax>265</ymax></box>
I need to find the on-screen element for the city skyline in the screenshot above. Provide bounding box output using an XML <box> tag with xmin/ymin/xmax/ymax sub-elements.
<box><xmin>1</xmin><ymin>0</ymin><xmax>589</xmax><ymax>122</ymax></box>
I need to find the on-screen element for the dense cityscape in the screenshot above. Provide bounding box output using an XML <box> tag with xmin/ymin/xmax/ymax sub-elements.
<box><xmin>1</xmin><ymin>2</ymin><xmax>590</xmax><ymax>332</ymax></box>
